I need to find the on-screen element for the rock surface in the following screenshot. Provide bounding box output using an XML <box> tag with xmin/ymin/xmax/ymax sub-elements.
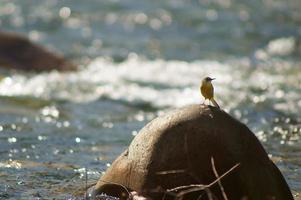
<box><xmin>93</xmin><ymin>104</ymin><xmax>294</xmax><ymax>200</ymax></box>
<box><xmin>0</xmin><ymin>31</ymin><xmax>76</xmax><ymax>72</ymax></box>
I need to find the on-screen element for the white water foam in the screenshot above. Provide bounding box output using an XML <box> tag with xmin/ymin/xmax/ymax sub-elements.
<box><xmin>0</xmin><ymin>55</ymin><xmax>300</xmax><ymax>113</ymax></box>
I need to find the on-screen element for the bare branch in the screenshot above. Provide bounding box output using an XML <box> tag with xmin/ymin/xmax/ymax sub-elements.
<box><xmin>156</xmin><ymin>169</ymin><xmax>186</xmax><ymax>175</ymax></box>
<box><xmin>211</xmin><ymin>157</ymin><xmax>229</xmax><ymax>200</ymax></box>
<box><xmin>166</xmin><ymin>162</ymin><xmax>240</xmax><ymax>199</ymax></box>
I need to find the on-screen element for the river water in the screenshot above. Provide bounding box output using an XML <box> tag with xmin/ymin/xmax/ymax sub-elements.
<box><xmin>0</xmin><ymin>0</ymin><xmax>300</xmax><ymax>199</ymax></box>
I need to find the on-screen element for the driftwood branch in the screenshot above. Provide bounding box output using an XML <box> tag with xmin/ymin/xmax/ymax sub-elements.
<box><xmin>211</xmin><ymin>157</ymin><xmax>229</xmax><ymax>200</ymax></box>
<box><xmin>165</xmin><ymin>160</ymin><xmax>240</xmax><ymax>199</ymax></box>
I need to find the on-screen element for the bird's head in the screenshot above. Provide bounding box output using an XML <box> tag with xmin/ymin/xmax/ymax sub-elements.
<box><xmin>203</xmin><ymin>77</ymin><xmax>215</xmax><ymax>83</ymax></box>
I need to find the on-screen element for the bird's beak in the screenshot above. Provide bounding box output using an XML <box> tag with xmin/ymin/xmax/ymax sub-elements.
<box><xmin>210</xmin><ymin>78</ymin><xmax>215</xmax><ymax>81</ymax></box>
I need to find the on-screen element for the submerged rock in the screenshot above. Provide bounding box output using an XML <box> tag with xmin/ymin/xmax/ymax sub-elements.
<box><xmin>0</xmin><ymin>31</ymin><xmax>76</xmax><ymax>72</ymax></box>
<box><xmin>93</xmin><ymin>104</ymin><xmax>294</xmax><ymax>200</ymax></box>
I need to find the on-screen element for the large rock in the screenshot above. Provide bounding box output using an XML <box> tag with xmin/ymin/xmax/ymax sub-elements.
<box><xmin>93</xmin><ymin>105</ymin><xmax>294</xmax><ymax>200</ymax></box>
<box><xmin>0</xmin><ymin>32</ymin><xmax>76</xmax><ymax>72</ymax></box>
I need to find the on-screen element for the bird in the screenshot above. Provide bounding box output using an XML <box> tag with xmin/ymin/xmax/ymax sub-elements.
<box><xmin>200</xmin><ymin>77</ymin><xmax>220</xmax><ymax>108</ymax></box>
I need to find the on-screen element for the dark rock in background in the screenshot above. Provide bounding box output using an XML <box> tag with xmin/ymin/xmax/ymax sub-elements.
<box><xmin>0</xmin><ymin>31</ymin><xmax>76</xmax><ymax>72</ymax></box>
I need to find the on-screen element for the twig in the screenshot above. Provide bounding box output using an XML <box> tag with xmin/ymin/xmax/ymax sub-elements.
<box><xmin>156</xmin><ymin>169</ymin><xmax>186</xmax><ymax>175</ymax></box>
<box><xmin>196</xmin><ymin>192</ymin><xmax>204</xmax><ymax>200</ymax></box>
<box><xmin>205</xmin><ymin>188</ymin><xmax>214</xmax><ymax>200</ymax></box>
<box><xmin>167</xmin><ymin>184</ymin><xmax>206</xmax><ymax>193</ymax></box>
<box><xmin>207</xmin><ymin>162</ymin><xmax>240</xmax><ymax>188</ymax></box>
<box><xmin>211</xmin><ymin>157</ymin><xmax>229</xmax><ymax>200</ymax></box>
<box><xmin>167</xmin><ymin>162</ymin><xmax>240</xmax><ymax>198</ymax></box>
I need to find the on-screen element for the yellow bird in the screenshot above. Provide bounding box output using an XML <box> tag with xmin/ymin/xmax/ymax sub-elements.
<box><xmin>200</xmin><ymin>77</ymin><xmax>220</xmax><ymax>108</ymax></box>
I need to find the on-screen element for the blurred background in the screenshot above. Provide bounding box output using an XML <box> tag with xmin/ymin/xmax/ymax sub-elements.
<box><xmin>0</xmin><ymin>0</ymin><xmax>300</xmax><ymax>199</ymax></box>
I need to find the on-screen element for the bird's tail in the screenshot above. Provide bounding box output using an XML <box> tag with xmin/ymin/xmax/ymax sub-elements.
<box><xmin>210</xmin><ymin>98</ymin><xmax>220</xmax><ymax>108</ymax></box>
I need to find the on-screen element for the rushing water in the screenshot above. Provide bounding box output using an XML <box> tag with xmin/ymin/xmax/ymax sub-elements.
<box><xmin>0</xmin><ymin>0</ymin><xmax>301</xmax><ymax>199</ymax></box>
